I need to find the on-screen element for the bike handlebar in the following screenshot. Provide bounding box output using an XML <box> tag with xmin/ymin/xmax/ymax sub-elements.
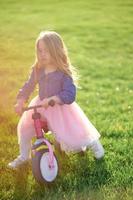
<box><xmin>22</xmin><ymin>99</ymin><xmax>55</xmax><ymax>112</ymax></box>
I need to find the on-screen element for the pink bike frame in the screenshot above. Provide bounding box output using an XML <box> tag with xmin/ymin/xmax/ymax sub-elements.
<box><xmin>23</xmin><ymin>104</ymin><xmax>55</xmax><ymax>168</ymax></box>
<box><xmin>33</xmin><ymin>117</ymin><xmax>55</xmax><ymax>168</ymax></box>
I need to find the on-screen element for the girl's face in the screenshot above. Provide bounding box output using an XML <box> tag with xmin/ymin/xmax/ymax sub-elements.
<box><xmin>37</xmin><ymin>39</ymin><xmax>52</xmax><ymax>66</ymax></box>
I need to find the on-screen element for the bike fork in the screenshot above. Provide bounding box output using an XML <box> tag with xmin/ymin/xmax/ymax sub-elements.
<box><xmin>32</xmin><ymin>111</ymin><xmax>55</xmax><ymax>168</ymax></box>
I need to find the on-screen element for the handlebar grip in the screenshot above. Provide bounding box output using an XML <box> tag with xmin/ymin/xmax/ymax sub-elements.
<box><xmin>48</xmin><ymin>99</ymin><xmax>55</xmax><ymax>107</ymax></box>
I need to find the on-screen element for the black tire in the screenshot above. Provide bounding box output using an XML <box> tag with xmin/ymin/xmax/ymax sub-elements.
<box><xmin>32</xmin><ymin>149</ymin><xmax>59</xmax><ymax>185</ymax></box>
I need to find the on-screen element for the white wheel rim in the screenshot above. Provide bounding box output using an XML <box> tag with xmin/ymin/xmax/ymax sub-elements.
<box><xmin>40</xmin><ymin>152</ymin><xmax>58</xmax><ymax>182</ymax></box>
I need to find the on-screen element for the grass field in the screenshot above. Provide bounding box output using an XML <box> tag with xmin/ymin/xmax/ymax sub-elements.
<box><xmin>0</xmin><ymin>0</ymin><xmax>133</xmax><ymax>199</ymax></box>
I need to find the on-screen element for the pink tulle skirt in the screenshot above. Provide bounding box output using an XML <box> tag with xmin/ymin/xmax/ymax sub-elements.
<box><xmin>19</xmin><ymin>96</ymin><xmax>100</xmax><ymax>153</ymax></box>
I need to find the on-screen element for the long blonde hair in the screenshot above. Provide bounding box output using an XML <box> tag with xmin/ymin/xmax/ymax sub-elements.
<box><xmin>31</xmin><ymin>31</ymin><xmax>79</xmax><ymax>86</ymax></box>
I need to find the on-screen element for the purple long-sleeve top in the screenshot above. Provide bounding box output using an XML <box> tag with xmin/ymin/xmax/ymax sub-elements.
<box><xmin>16</xmin><ymin>67</ymin><xmax>76</xmax><ymax>104</ymax></box>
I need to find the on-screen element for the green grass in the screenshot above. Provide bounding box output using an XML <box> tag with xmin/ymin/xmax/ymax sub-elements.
<box><xmin>0</xmin><ymin>0</ymin><xmax>133</xmax><ymax>199</ymax></box>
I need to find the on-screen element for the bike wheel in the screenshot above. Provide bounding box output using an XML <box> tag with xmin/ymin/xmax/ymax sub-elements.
<box><xmin>32</xmin><ymin>149</ymin><xmax>59</xmax><ymax>185</ymax></box>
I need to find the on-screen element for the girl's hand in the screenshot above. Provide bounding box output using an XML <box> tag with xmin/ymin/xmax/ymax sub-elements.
<box><xmin>42</xmin><ymin>98</ymin><xmax>49</xmax><ymax>109</ymax></box>
<box><xmin>42</xmin><ymin>96</ymin><xmax>62</xmax><ymax>109</ymax></box>
<box><xmin>14</xmin><ymin>98</ymin><xmax>25</xmax><ymax>116</ymax></box>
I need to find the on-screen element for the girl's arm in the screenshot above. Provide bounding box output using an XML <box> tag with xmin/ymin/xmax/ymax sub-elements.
<box><xmin>56</xmin><ymin>74</ymin><xmax>76</xmax><ymax>104</ymax></box>
<box><xmin>14</xmin><ymin>97</ymin><xmax>26</xmax><ymax>116</ymax></box>
<box><xmin>17</xmin><ymin>97</ymin><xmax>26</xmax><ymax>104</ymax></box>
<box><xmin>16</xmin><ymin>67</ymin><xmax>37</xmax><ymax>103</ymax></box>
<box><xmin>42</xmin><ymin>74</ymin><xmax>76</xmax><ymax>108</ymax></box>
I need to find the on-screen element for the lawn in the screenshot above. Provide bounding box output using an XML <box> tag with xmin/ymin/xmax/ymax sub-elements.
<box><xmin>0</xmin><ymin>0</ymin><xmax>133</xmax><ymax>199</ymax></box>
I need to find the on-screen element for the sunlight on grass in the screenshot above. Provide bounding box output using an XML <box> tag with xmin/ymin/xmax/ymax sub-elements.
<box><xmin>0</xmin><ymin>0</ymin><xmax>133</xmax><ymax>199</ymax></box>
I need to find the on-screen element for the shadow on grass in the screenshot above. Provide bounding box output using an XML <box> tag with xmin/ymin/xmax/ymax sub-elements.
<box><xmin>30</xmin><ymin>153</ymin><xmax>111</xmax><ymax>200</ymax></box>
<box><xmin>7</xmin><ymin>150</ymin><xmax>111</xmax><ymax>199</ymax></box>
<box><xmin>86</xmin><ymin>157</ymin><xmax>111</xmax><ymax>188</ymax></box>
<box><xmin>59</xmin><ymin>153</ymin><xmax>111</xmax><ymax>189</ymax></box>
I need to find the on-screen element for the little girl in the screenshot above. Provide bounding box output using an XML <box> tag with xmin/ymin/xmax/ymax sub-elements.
<box><xmin>8</xmin><ymin>31</ymin><xmax>104</xmax><ymax>169</ymax></box>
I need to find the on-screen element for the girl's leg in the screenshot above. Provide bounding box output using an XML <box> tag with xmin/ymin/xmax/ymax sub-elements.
<box><xmin>8</xmin><ymin>112</ymin><xmax>36</xmax><ymax>169</ymax></box>
<box><xmin>17</xmin><ymin>113</ymin><xmax>36</xmax><ymax>160</ymax></box>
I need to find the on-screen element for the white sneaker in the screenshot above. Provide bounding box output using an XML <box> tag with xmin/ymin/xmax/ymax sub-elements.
<box><xmin>8</xmin><ymin>155</ymin><xmax>29</xmax><ymax>169</ymax></box>
<box><xmin>90</xmin><ymin>140</ymin><xmax>105</xmax><ymax>159</ymax></box>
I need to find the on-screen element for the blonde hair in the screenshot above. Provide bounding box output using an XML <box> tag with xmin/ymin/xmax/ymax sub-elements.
<box><xmin>31</xmin><ymin>31</ymin><xmax>79</xmax><ymax>87</ymax></box>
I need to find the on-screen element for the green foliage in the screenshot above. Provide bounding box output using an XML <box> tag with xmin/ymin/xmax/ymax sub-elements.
<box><xmin>0</xmin><ymin>0</ymin><xmax>132</xmax><ymax>199</ymax></box>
